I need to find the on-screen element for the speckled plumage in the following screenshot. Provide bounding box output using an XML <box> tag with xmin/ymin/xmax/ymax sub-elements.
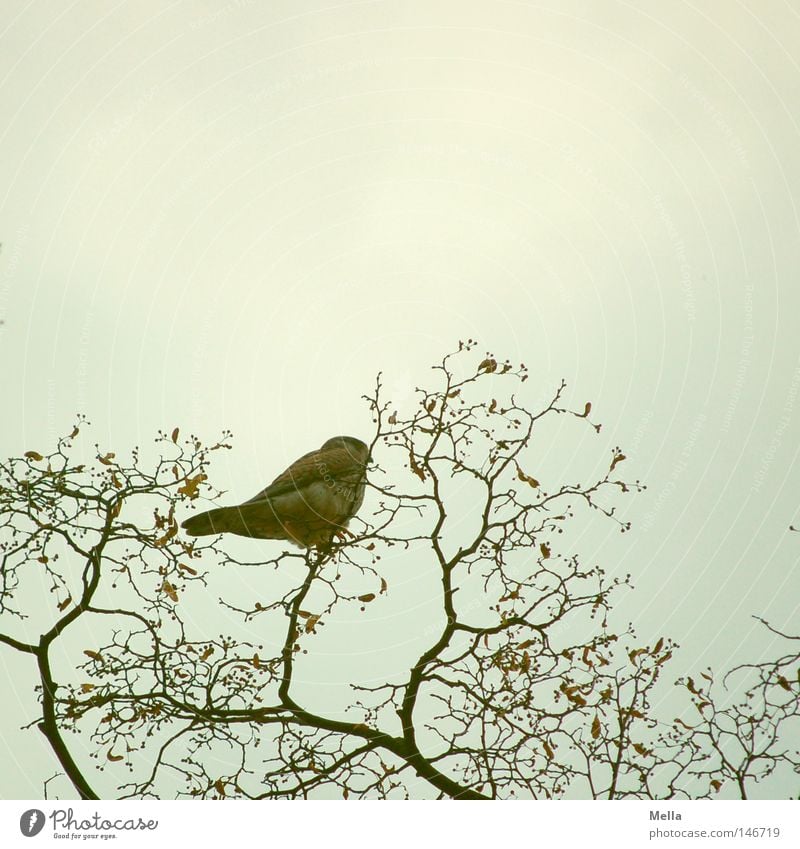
<box><xmin>181</xmin><ymin>436</ymin><xmax>369</xmax><ymax>548</ymax></box>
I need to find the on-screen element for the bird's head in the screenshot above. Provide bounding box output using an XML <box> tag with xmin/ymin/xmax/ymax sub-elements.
<box><xmin>321</xmin><ymin>435</ymin><xmax>370</xmax><ymax>464</ymax></box>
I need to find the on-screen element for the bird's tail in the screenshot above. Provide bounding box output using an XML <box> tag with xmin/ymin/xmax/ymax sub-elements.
<box><xmin>181</xmin><ymin>506</ymin><xmax>240</xmax><ymax>537</ymax></box>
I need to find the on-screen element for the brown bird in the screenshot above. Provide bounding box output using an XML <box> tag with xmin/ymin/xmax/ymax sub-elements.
<box><xmin>180</xmin><ymin>436</ymin><xmax>369</xmax><ymax>548</ymax></box>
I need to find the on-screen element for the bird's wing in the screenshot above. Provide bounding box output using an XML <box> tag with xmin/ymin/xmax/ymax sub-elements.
<box><xmin>243</xmin><ymin>446</ymin><xmax>363</xmax><ymax>503</ymax></box>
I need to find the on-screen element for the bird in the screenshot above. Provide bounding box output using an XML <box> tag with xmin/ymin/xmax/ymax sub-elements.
<box><xmin>180</xmin><ymin>435</ymin><xmax>370</xmax><ymax>549</ymax></box>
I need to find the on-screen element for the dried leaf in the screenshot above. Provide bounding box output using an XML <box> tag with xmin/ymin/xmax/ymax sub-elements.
<box><xmin>710</xmin><ymin>780</ymin><xmax>722</xmax><ymax>793</ymax></box>
<box><xmin>777</xmin><ymin>675</ymin><xmax>792</xmax><ymax>691</ymax></box>
<box><xmin>582</xmin><ymin>402</ymin><xmax>592</xmax><ymax>417</ymax></box>
<box><xmin>251</xmin><ymin>653</ymin><xmax>261</xmax><ymax>668</ymax></box>
<box><xmin>214</xmin><ymin>779</ymin><xmax>226</xmax><ymax>797</ymax></box>
<box><xmin>98</xmin><ymin>452</ymin><xmax>116</xmax><ymax>465</ymax></box>
<box><xmin>388</xmin><ymin>411</ymin><xmax>397</xmax><ymax>425</ymax></box>
<box><xmin>161</xmin><ymin>581</ymin><xmax>179</xmax><ymax>602</ymax></box>
<box><xmin>171</xmin><ymin>427</ymin><xmax>180</xmax><ymax>443</ymax></box>
<box><xmin>591</xmin><ymin>715</ymin><xmax>601</xmax><ymax>739</ymax></box>
<box><xmin>408</xmin><ymin>452</ymin><xmax>425</xmax><ymax>482</ymax></box>
<box><xmin>358</xmin><ymin>593</ymin><xmax>376</xmax><ymax>603</ymax></box>
<box><xmin>379</xmin><ymin>577</ymin><xmax>388</xmax><ymax>594</ymax></box>
<box><xmin>155</xmin><ymin>522</ymin><xmax>178</xmax><ymax>547</ymax></box>
<box><xmin>653</xmin><ymin>637</ymin><xmax>664</xmax><ymax>654</ymax></box>
<box><xmin>539</xmin><ymin>543</ymin><xmax>550</xmax><ymax>559</ymax></box>
<box><xmin>58</xmin><ymin>596</ymin><xmax>72</xmax><ymax>611</ymax></box>
<box><xmin>24</xmin><ymin>451</ymin><xmax>44</xmax><ymax>461</ymax></box>
<box><xmin>80</xmin><ymin>683</ymin><xmax>95</xmax><ymax>693</ymax></box>
<box><xmin>305</xmin><ymin>615</ymin><xmax>321</xmax><ymax>633</ymax></box>
<box><xmin>107</xmin><ymin>749</ymin><xmax>124</xmax><ymax>762</ymax></box>
<box><xmin>633</xmin><ymin>743</ymin><xmax>651</xmax><ymax>757</ymax></box>
<box><xmin>543</xmin><ymin>740</ymin><xmax>554</xmax><ymax>760</ymax></box>
<box><xmin>478</xmin><ymin>358</ymin><xmax>497</xmax><ymax>373</ymax></box>
<box><xmin>200</xmin><ymin>646</ymin><xmax>214</xmax><ymax>661</ymax></box>
<box><xmin>178</xmin><ymin>563</ymin><xmax>198</xmax><ymax>576</ymax></box>
<box><xmin>83</xmin><ymin>650</ymin><xmax>103</xmax><ymax>662</ymax></box>
<box><xmin>178</xmin><ymin>473</ymin><xmax>207</xmax><ymax>500</ymax></box>
<box><xmin>516</xmin><ymin>465</ymin><xmax>539</xmax><ymax>488</ymax></box>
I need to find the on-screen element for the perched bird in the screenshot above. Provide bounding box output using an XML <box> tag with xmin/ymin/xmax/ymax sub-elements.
<box><xmin>181</xmin><ymin>436</ymin><xmax>370</xmax><ymax>548</ymax></box>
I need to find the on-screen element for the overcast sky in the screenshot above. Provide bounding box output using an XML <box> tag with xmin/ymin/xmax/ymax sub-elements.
<box><xmin>1</xmin><ymin>0</ymin><xmax>799</xmax><ymax>798</ymax></box>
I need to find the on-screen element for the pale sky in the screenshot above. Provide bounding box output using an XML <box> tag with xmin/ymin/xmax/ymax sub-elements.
<box><xmin>1</xmin><ymin>0</ymin><xmax>799</xmax><ymax>798</ymax></box>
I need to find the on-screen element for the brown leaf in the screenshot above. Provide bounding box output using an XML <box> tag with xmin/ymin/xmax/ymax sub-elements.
<box><xmin>488</xmin><ymin>398</ymin><xmax>497</xmax><ymax>413</ymax></box>
<box><xmin>171</xmin><ymin>427</ymin><xmax>180</xmax><ymax>443</ymax></box>
<box><xmin>98</xmin><ymin>452</ymin><xmax>116</xmax><ymax>465</ymax></box>
<box><xmin>161</xmin><ymin>581</ymin><xmax>179</xmax><ymax>602</ymax></box>
<box><xmin>107</xmin><ymin>749</ymin><xmax>124</xmax><ymax>762</ymax></box>
<box><xmin>200</xmin><ymin>646</ymin><xmax>214</xmax><ymax>661</ymax></box>
<box><xmin>83</xmin><ymin>650</ymin><xmax>103</xmax><ymax>662</ymax></box>
<box><xmin>591</xmin><ymin>715</ymin><xmax>601</xmax><ymax>739</ymax></box>
<box><xmin>543</xmin><ymin>740</ymin><xmax>554</xmax><ymax>760</ymax></box>
<box><xmin>379</xmin><ymin>577</ymin><xmax>388</xmax><ymax>594</ymax></box>
<box><xmin>478</xmin><ymin>358</ymin><xmax>497</xmax><ymax>373</ymax></box>
<box><xmin>80</xmin><ymin>683</ymin><xmax>95</xmax><ymax>693</ymax></box>
<box><xmin>517</xmin><ymin>639</ymin><xmax>535</xmax><ymax>650</ymax></box>
<box><xmin>610</xmin><ymin>452</ymin><xmax>626</xmax><ymax>472</ymax></box>
<box><xmin>516</xmin><ymin>465</ymin><xmax>540</xmax><ymax>488</ymax></box>
<box><xmin>777</xmin><ymin>675</ymin><xmax>792</xmax><ymax>691</ymax></box>
<box><xmin>305</xmin><ymin>615</ymin><xmax>321</xmax><ymax>633</ymax></box>
<box><xmin>58</xmin><ymin>596</ymin><xmax>72</xmax><ymax>611</ymax></box>
<box><xmin>251</xmin><ymin>653</ymin><xmax>261</xmax><ymax>668</ymax></box>
<box><xmin>178</xmin><ymin>473</ymin><xmax>207</xmax><ymax>500</ymax></box>
<box><xmin>653</xmin><ymin>637</ymin><xmax>664</xmax><ymax>654</ymax></box>
<box><xmin>710</xmin><ymin>780</ymin><xmax>722</xmax><ymax>793</ymax></box>
<box><xmin>24</xmin><ymin>451</ymin><xmax>44</xmax><ymax>461</ymax></box>
<box><xmin>425</xmin><ymin>398</ymin><xmax>436</xmax><ymax>413</ymax></box>
<box><xmin>358</xmin><ymin>593</ymin><xmax>376</xmax><ymax>603</ymax></box>
<box><xmin>178</xmin><ymin>562</ymin><xmax>198</xmax><ymax>576</ymax></box>
<box><xmin>582</xmin><ymin>402</ymin><xmax>592</xmax><ymax>417</ymax></box>
<box><xmin>408</xmin><ymin>452</ymin><xmax>425</xmax><ymax>482</ymax></box>
<box><xmin>214</xmin><ymin>779</ymin><xmax>226</xmax><ymax>797</ymax></box>
<box><xmin>388</xmin><ymin>411</ymin><xmax>397</xmax><ymax>425</ymax></box>
<box><xmin>633</xmin><ymin>743</ymin><xmax>651</xmax><ymax>757</ymax></box>
<box><xmin>540</xmin><ymin>543</ymin><xmax>550</xmax><ymax>559</ymax></box>
<box><xmin>155</xmin><ymin>521</ymin><xmax>178</xmax><ymax>547</ymax></box>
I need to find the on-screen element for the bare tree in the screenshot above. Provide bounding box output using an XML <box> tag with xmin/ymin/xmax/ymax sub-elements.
<box><xmin>0</xmin><ymin>342</ymin><xmax>797</xmax><ymax>799</ymax></box>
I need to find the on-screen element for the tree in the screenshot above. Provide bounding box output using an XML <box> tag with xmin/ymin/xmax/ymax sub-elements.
<box><xmin>0</xmin><ymin>342</ymin><xmax>797</xmax><ymax>799</ymax></box>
